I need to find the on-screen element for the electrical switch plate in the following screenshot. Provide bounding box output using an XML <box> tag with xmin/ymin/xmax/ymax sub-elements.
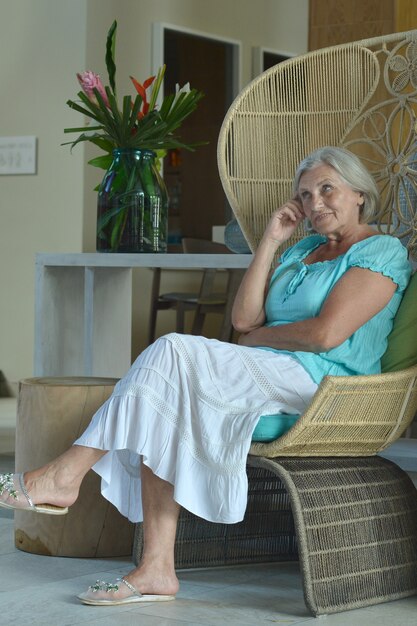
<box><xmin>0</xmin><ymin>136</ymin><xmax>37</xmax><ymax>174</ymax></box>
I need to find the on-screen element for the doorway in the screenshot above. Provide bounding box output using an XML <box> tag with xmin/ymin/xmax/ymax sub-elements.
<box><xmin>152</xmin><ymin>24</ymin><xmax>241</xmax><ymax>246</ymax></box>
<box><xmin>252</xmin><ymin>47</ymin><xmax>295</xmax><ymax>76</ymax></box>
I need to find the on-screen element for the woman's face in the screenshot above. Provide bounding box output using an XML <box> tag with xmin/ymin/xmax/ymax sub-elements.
<box><xmin>298</xmin><ymin>164</ymin><xmax>364</xmax><ymax>239</ymax></box>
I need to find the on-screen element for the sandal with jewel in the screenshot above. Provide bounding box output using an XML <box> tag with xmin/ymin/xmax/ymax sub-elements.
<box><xmin>0</xmin><ymin>473</ymin><xmax>68</xmax><ymax>515</ymax></box>
<box><xmin>78</xmin><ymin>578</ymin><xmax>176</xmax><ymax>606</ymax></box>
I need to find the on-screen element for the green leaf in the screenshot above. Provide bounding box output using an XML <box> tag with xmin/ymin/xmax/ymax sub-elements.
<box><xmin>110</xmin><ymin>208</ymin><xmax>128</xmax><ymax>249</ymax></box>
<box><xmin>88</xmin><ymin>136</ymin><xmax>115</xmax><ymax>152</ymax></box>
<box><xmin>122</xmin><ymin>95</ymin><xmax>132</xmax><ymax>128</ymax></box>
<box><xmin>106</xmin><ymin>88</ymin><xmax>123</xmax><ymax>127</ymax></box>
<box><xmin>63</xmin><ymin>125</ymin><xmax>102</xmax><ymax>134</ymax></box>
<box><xmin>77</xmin><ymin>91</ymin><xmax>105</xmax><ymax>117</ymax></box>
<box><xmin>66</xmin><ymin>98</ymin><xmax>101</xmax><ymax>122</ymax></box>
<box><xmin>61</xmin><ymin>131</ymin><xmax>103</xmax><ymax>149</ymax></box>
<box><xmin>93</xmin><ymin>88</ymin><xmax>119</xmax><ymax>137</ymax></box>
<box><xmin>88</xmin><ymin>154</ymin><xmax>113</xmax><ymax>170</ymax></box>
<box><xmin>148</xmin><ymin>64</ymin><xmax>165</xmax><ymax>111</ymax></box>
<box><xmin>159</xmin><ymin>93</ymin><xmax>175</xmax><ymax>118</ymax></box>
<box><xmin>127</xmin><ymin>94</ymin><xmax>143</xmax><ymax>132</ymax></box>
<box><xmin>97</xmin><ymin>204</ymin><xmax>125</xmax><ymax>233</ymax></box>
<box><xmin>106</xmin><ymin>20</ymin><xmax>117</xmax><ymax>94</ymax></box>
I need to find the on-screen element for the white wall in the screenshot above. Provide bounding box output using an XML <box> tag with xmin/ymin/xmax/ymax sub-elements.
<box><xmin>0</xmin><ymin>0</ymin><xmax>87</xmax><ymax>392</ymax></box>
<box><xmin>0</xmin><ymin>0</ymin><xmax>308</xmax><ymax>390</ymax></box>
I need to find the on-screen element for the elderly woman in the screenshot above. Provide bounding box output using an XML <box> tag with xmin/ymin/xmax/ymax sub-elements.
<box><xmin>0</xmin><ymin>146</ymin><xmax>411</xmax><ymax>606</ymax></box>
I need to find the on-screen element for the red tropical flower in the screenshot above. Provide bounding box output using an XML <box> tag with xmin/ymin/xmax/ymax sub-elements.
<box><xmin>130</xmin><ymin>74</ymin><xmax>155</xmax><ymax>118</ymax></box>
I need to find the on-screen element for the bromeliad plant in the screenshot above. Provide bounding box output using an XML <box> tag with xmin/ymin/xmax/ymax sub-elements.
<box><xmin>63</xmin><ymin>20</ymin><xmax>204</xmax><ymax>172</ymax></box>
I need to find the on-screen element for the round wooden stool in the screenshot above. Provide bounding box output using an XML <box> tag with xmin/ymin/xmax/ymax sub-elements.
<box><xmin>14</xmin><ymin>377</ymin><xmax>135</xmax><ymax>558</ymax></box>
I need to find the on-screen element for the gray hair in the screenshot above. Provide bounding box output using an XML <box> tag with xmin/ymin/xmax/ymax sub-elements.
<box><xmin>293</xmin><ymin>146</ymin><xmax>380</xmax><ymax>223</ymax></box>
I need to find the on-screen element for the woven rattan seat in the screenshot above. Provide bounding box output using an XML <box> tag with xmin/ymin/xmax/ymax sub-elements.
<box><xmin>250</xmin><ymin>364</ymin><xmax>417</xmax><ymax>458</ymax></box>
<box><xmin>135</xmin><ymin>30</ymin><xmax>417</xmax><ymax>617</ymax></box>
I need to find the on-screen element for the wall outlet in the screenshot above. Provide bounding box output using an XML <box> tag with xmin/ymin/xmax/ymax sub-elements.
<box><xmin>0</xmin><ymin>136</ymin><xmax>37</xmax><ymax>175</ymax></box>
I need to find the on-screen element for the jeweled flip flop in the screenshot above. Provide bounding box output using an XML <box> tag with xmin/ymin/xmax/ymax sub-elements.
<box><xmin>78</xmin><ymin>578</ymin><xmax>176</xmax><ymax>606</ymax></box>
<box><xmin>0</xmin><ymin>472</ymin><xmax>68</xmax><ymax>515</ymax></box>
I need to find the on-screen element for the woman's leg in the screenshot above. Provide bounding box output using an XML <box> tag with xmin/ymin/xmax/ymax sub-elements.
<box><xmin>82</xmin><ymin>461</ymin><xmax>180</xmax><ymax>600</ymax></box>
<box><xmin>2</xmin><ymin>446</ymin><xmax>181</xmax><ymax>597</ymax></box>
<box><xmin>2</xmin><ymin>443</ymin><xmax>181</xmax><ymax>597</ymax></box>
<box><xmin>123</xmin><ymin>462</ymin><xmax>180</xmax><ymax>595</ymax></box>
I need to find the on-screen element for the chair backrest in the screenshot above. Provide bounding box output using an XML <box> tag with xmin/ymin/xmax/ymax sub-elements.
<box><xmin>218</xmin><ymin>30</ymin><xmax>417</xmax><ymax>259</ymax></box>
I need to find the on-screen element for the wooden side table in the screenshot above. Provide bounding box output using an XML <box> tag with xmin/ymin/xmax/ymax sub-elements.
<box><xmin>14</xmin><ymin>377</ymin><xmax>135</xmax><ymax>557</ymax></box>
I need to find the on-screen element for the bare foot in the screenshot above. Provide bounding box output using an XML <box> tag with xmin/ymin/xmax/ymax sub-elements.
<box><xmin>0</xmin><ymin>470</ymin><xmax>77</xmax><ymax>511</ymax></box>
<box><xmin>124</xmin><ymin>564</ymin><xmax>180</xmax><ymax>597</ymax></box>
<box><xmin>1</xmin><ymin>446</ymin><xmax>106</xmax><ymax>511</ymax></box>
<box><xmin>22</xmin><ymin>464</ymin><xmax>81</xmax><ymax>508</ymax></box>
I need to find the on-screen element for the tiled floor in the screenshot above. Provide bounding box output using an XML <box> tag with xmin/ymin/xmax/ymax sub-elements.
<box><xmin>1</xmin><ymin>451</ymin><xmax>417</xmax><ymax>626</ymax></box>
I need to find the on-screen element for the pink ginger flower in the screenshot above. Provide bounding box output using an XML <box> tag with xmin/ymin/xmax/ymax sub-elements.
<box><xmin>77</xmin><ymin>71</ymin><xmax>110</xmax><ymax>107</ymax></box>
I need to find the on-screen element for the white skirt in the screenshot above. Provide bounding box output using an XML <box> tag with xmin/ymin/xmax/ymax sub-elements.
<box><xmin>75</xmin><ymin>333</ymin><xmax>317</xmax><ymax>524</ymax></box>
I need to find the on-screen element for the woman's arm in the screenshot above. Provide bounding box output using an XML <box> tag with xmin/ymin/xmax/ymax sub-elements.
<box><xmin>238</xmin><ymin>266</ymin><xmax>397</xmax><ymax>352</ymax></box>
<box><xmin>232</xmin><ymin>198</ymin><xmax>305</xmax><ymax>332</ymax></box>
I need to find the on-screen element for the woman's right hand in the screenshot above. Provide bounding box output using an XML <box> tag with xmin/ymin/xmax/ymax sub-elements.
<box><xmin>262</xmin><ymin>197</ymin><xmax>305</xmax><ymax>247</ymax></box>
<box><xmin>231</xmin><ymin>196</ymin><xmax>305</xmax><ymax>334</ymax></box>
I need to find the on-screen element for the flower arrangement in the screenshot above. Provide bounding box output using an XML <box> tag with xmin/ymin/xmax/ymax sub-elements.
<box><xmin>63</xmin><ymin>20</ymin><xmax>205</xmax><ymax>171</ymax></box>
<box><xmin>62</xmin><ymin>20</ymin><xmax>205</xmax><ymax>253</ymax></box>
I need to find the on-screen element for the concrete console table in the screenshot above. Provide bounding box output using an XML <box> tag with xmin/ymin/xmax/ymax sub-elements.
<box><xmin>34</xmin><ymin>252</ymin><xmax>252</xmax><ymax>378</ymax></box>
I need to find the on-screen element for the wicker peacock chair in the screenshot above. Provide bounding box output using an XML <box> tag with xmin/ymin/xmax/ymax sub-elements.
<box><xmin>216</xmin><ymin>30</ymin><xmax>417</xmax><ymax>616</ymax></box>
<box><xmin>135</xmin><ymin>31</ymin><xmax>417</xmax><ymax>617</ymax></box>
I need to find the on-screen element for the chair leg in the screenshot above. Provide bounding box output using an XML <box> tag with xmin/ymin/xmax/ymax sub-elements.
<box><xmin>190</xmin><ymin>269</ymin><xmax>216</xmax><ymax>336</ymax></box>
<box><xmin>249</xmin><ymin>455</ymin><xmax>417</xmax><ymax>616</ymax></box>
<box><xmin>218</xmin><ymin>269</ymin><xmax>245</xmax><ymax>342</ymax></box>
<box><xmin>191</xmin><ymin>304</ymin><xmax>206</xmax><ymax>335</ymax></box>
<box><xmin>148</xmin><ymin>268</ymin><xmax>162</xmax><ymax>344</ymax></box>
<box><xmin>175</xmin><ymin>302</ymin><xmax>187</xmax><ymax>334</ymax></box>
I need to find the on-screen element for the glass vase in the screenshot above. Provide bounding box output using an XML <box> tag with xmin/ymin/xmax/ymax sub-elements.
<box><xmin>97</xmin><ymin>148</ymin><xmax>169</xmax><ymax>253</ymax></box>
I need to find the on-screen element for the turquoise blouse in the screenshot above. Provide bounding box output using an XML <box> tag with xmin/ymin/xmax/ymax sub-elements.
<box><xmin>262</xmin><ymin>234</ymin><xmax>411</xmax><ymax>384</ymax></box>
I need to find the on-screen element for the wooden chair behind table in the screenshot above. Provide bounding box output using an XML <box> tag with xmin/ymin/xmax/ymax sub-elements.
<box><xmin>216</xmin><ymin>30</ymin><xmax>417</xmax><ymax>616</ymax></box>
<box><xmin>148</xmin><ymin>238</ymin><xmax>244</xmax><ymax>344</ymax></box>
